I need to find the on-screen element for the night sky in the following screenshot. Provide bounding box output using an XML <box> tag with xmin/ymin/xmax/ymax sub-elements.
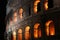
<box><xmin>0</xmin><ymin>0</ymin><xmax>7</xmax><ymax>40</ymax></box>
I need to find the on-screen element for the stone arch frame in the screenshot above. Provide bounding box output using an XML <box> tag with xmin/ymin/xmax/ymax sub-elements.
<box><xmin>34</xmin><ymin>23</ymin><xmax>42</xmax><ymax>38</ymax></box>
<box><xmin>12</xmin><ymin>10</ymin><xmax>18</xmax><ymax>23</ymax></box>
<box><xmin>33</xmin><ymin>0</ymin><xmax>41</xmax><ymax>13</ymax></box>
<box><xmin>24</xmin><ymin>25</ymin><xmax>31</xmax><ymax>40</ymax></box>
<box><xmin>33</xmin><ymin>0</ymin><xmax>48</xmax><ymax>13</ymax></box>
<box><xmin>18</xmin><ymin>28</ymin><xmax>23</xmax><ymax>40</ymax></box>
<box><xmin>45</xmin><ymin>20</ymin><xmax>55</xmax><ymax>36</ymax></box>
<box><xmin>18</xmin><ymin>7</ymin><xmax>24</xmax><ymax>19</ymax></box>
<box><xmin>44</xmin><ymin>0</ymin><xmax>48</xmax><ymax>10</ymax></box>
<box><xmin>12</xmin><ymin>30</ymin><xmax>17</xmax><ymax>40</ymax></box>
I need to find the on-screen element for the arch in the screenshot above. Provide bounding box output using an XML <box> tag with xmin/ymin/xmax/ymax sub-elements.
<box><xmin>25</xmin><ymin>26</ymin><xmax>30</xmax><ymax>40</ymax></box>
<box><xmin>34</xmin><ymin>23</ymin><xmax>40</xmax><ymax>29</ymax></box>
<box><xmin>25</xmin><ymin>26</ymin><xmax>30</xmax><ymax>32</ymax></box>
<box><xmin>12</xmin><ymin>31</ymin><xmax>16</xmax><ymax>40</ymax></box>
<box><xmin>19</xmin><ymin>7</ymin><xmax>23</xmax><ymax>19</ymax></box>
<box><xmin>34</xmin><ymin>0</ymin><xmax>40</xmax><ymax>13</ymax></box>
<box><xmin>48</xmin><ymin>0</ymin><xmax>53</xmax><ymax>8</ymax></box>
<box><xmin>45</xmin><ymin>20</ymin><xmax>55</xmax><ymax>36</ymax></box>
<box><xmin>13</xmin><ymin>11</ymin><xmax>17</xmax><ymax>22</ymax></box>
<box><xmin>44</xmin><ymin>1</ymin><xmax>48</xmax><ymax>10</ymax></box>
<box><xmin>18</xmin><ymin>29</ymin><xmax>22</xmax><ymax>40</ymax></box>
<box><xmin>34</xmin><ymin>23</ymin><xmax>41</xmax><ymax>38</ymax></box>
<box><xmin>37</xmin><ymin>2</ymin><xmax>41</xmax><ymax>12</ymax></box>
<box><xmin>49</xmin><ymin>21</ymin><xmax>55</xmax><ymax>36</ymax></box>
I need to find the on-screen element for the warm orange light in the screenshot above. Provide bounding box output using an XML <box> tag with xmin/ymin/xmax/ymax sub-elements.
<box><xmin>18</xmin><ymin>29</ymin><xmax>22</xmax><ymax>33</ymax></box>
<box><xmin>50</xmin><ymin>27</ymin><xmax>55</xmax><ymax>36</ymax></box>
<box><xmin>25</xmin><ymin>26</ymin><xmax>30</xmax><ymax>32</ymax></box>
<box><xmin>34</xmin><ymin>0</ymin><xmax>40</xmax><ymax>5</ymax></box>
<box><xmin>46</xmin><ymin>27</ymin><xmax>49</xmax><ymax>36</ymax></box>
<box><xmin>44</xmin><ymin>2</ymin><xmax>48</xmax><ymax>10</ymax></box>
<box><xmin>12</xmin><ymin>31</ymin><xmax>16</xmax><ymax>40</ymax></box>
<box><xmin>45</xmin><ymin>20</ymin><xmax>52</xmax><ymax>36</ymax></box>
<box><xmin>34</xmin><ymin>0</ymin><xmax>40</xmax><ymax>13</ymax></box>
<box><xmin>39</xmin><ymin>30</ymin><xmax>42</xmax><ymax>37</ymax></box>
<box><xmin>18</xmin><ymin>29</ymin><xmax>22</xmax><ymax>40</ymax></box>
<box><xmin>34</xmin><ymin>23</ymin><xmax>41</xmax><ymax>38</ymax></box>
<box><xmin>34</xmin><ymin>5</ymin><xmax>37</xmax><ymax>13</ymax></box>
<box><xmin>49</xmin><ymin>22</ymin><xmax>55</xmax><ymax>36</ymax></box>
<box><xmin>25</xmin><ymin>32</ymin><xmax>30</xmax><ymax>40</ymax></box>
<box><xmin>19</xmin><ymin>8</ymin><xmax>23</xmax><ymax>19</ymax></box>
<box><xmin>25</xmin><ymin>26</ymin><xmax>30</xmax><ymax>40</ymax></box>
<box><xmin>13</xmin><ymin>12</ymin><xmax>17</xmax><ymax>22</ymax></box>
<box><xmin>45</xmin><ymin>20</ymin><xmax>55</xmax><ymax>36</ymax></box>
<box><xmin>34</xmin><ymin>29</ymin><xmax>38</xmax><ymax>38</ymax></box>
<box><xmin>34</xmin><ymin>23</ymin><xmax>40</xmax><ymax>29</ymax></box>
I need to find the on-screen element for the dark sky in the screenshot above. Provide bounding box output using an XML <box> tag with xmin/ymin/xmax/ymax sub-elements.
<box><xmin>0</xmin><ymin>0</ymin><xmax>7</xmax><ymax>40</ymax></box>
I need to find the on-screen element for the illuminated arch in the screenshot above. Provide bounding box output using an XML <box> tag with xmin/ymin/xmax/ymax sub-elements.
<box><xmin>19</xmin><ymin>8</ymin><xmax>23</xmax><ymax>19</ymax></box>
<box><xmin>34</xmin><ymin>23</ymin><xmax>41</xmax><ymax>38</ymax></box>
<box><xmin>49</xmin><ymin>21</ymin><xmax>55</xmax><ymax>36</ymax></box>
<box><xmin>25</xmin><ymin>26</ymin><xmax>30</xmax><ymax>40</ymax></box>
<box><xmin>13</xmin><ymin>12</ymin><xmax>17</xmax><ymax>22</ymax></box>
<box><xmin>34</xmin><ymin>0</ymin><xmax>40</xmax><ymax>13</ymax></box>
<box><xmin>12</xmin><ymin>31</ymin><xmax>16</xmax><ymax>40</ymax></box>
<box><xmin>44</xmin><ymin>0</ymin><xmax>48</xmax><ymax>10</ymax></box>
<box><xmin>45</xmin><ymin>20</ymin><xmax>55</xmax><ymax>36</ymax></box>
<box><xmin>18</xmin><ymin>29</ymin><xmax>22</xmax><ymax>40</ymax></box>
<box><xmin>44</xmin><ymin>1</ymin><xmax>48</xmax><ymax>10</ymax></box>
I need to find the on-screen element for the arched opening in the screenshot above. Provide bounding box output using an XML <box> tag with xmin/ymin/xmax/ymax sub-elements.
<box><xmin>44</xmin><ymin>0</ymin><xmax>53</xmax><ymax>10</ymax></box>
<box><xmin>49</xmin><ymin>21</ymin><xmax>55</xmax><ymax>36</ymax></box>
<box><xmin>12</xmin><ymin>31</ymin><xmax>16</xmax><ymax>40</ymax></box>
<box><xmin>18</xmin><ymin>29</ymin><xmax>22</xmax><ymax>40</ymax></box>
<box><xmin>25</xmin><ymin>26</ymin><xmax>30</xmax><ymax>40</ymax></box>
<box><xmin>37</xmin><ymin>2</ymin><xmax>41</xmax><ymax>12</ymax></box>
<box><xmin>48</xmin><ymin>0</ymin><xmax>53</xmax><ymax>9</ymax></box>
<box><xmin>34</xmin><ymin>23</ymin><xmax>41</xmax><ymax>38</ymax></box>
<box><xmin>45</xmin><ymin>20</ymin><xmax>55</xmax><ymax>36</ymax></box>
<box><xmin>44</xmin><ymin>0</ymin><xmax>48</xmax><ymax>10</ymax></box>
<box><xmin>19</xmin><ymin>8</ymin><xmax>23</xmax><ymax>19</ymax></box>
<box><xmin>13</xmin><ymin>12</ymin><xmax>17</xmax><ymax>22</ymax></box>
<box><xmin>34</xmin><ymin>0</ymin><xmax>40</xmax><ymax>13</ymax></box>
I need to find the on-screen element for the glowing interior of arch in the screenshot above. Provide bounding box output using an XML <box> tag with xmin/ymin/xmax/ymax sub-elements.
<box><xmin>34</xmin><ymin>0</ymin><xmax>40</xmax><ymax>13</ymax></box>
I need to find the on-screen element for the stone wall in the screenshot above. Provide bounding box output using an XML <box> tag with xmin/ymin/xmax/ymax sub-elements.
<box><xmin>53</xmin><ymin>0</ymin><xmax>60</xmax><ymax>7</ymax></box>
